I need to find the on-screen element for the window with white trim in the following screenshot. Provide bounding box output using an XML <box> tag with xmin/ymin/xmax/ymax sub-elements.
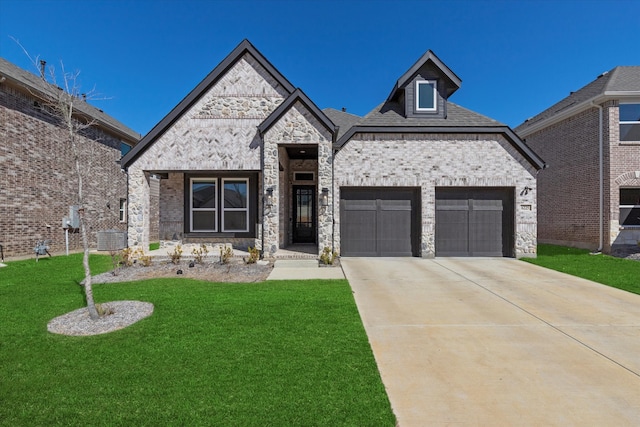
<box><xmin>222</xmin><ymin>178</ymin><xmax>249</xmax><ymax>232</ymax></box>
<box><xmin>620</xmin><ymin>188</ymin><xmax>640</xmax><ymax>226</ymax></box>
<box><xmin>620</xmin><ymin>103</ymin><xmax>640</xmax><ymax>142</ymax></box>
<box><xmin>119</xmin><ymin>198</ymin><xmax>127</xmax><ymax>223</ymax></box>
<box><xmin>416</xmin><ymin>80</ymin><xmax>437</xmax><ymax>112</ymax></box>
<box><xmin>190</xmin><ymin>179</ymin><xmax>217</xmax><ymax>232</ymax></box>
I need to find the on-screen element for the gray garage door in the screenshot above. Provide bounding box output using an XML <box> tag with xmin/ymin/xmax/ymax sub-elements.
<box><xmin>435</xmin><ymin>188</ymin><xmax>514</xmax><ymax>257</ymax></box>
<box><xmin>340</xmin><ymin>188</ymin><xmax>419</xmax><ymax>257</ymax></box>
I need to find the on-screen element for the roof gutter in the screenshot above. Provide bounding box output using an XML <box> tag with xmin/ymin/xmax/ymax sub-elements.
<box><xmin>591</xmin><ymin>101</ymin><xmax>604</xmax><ymax>253</ymax></box>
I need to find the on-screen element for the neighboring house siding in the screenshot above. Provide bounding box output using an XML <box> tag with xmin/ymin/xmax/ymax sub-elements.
<box><xmin>523</xmin><ymin>107</ymin><xmax>603</xmax><ymax>249</ymax></box>
<box><xmin>333</xmin><ymin>133</ymin><xmax>538</xmax><ymax>257</ymax></box>
<box><xmin>0</xmin><ymin>83</ymin><xmax>128</xmax><ymax>258</ymax></box>
<box><xmin>127</xmin><ymin>53</ymin><xmax>287</xmax><ymax>248</ymax></box>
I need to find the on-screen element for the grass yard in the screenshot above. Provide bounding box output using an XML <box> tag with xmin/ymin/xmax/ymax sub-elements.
<box><xmin>523</xmin><ymin>244</ymin><xmax>640</xmax><ymax>295</ymax></box>
<box><xmin>0</xmin><ymin>254</ymin><xmax>394</xmax><ymax>426</ymax></box>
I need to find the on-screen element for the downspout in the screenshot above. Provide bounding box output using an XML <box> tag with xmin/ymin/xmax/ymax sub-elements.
<box><xmin>258</xmin><ymin>127</ymin><xmax>265</xmax><ymax>259</ymax></box>
<box><xmin>331</xmin><ymin>128</ymin><xmax>338</xmax><ymax>254</ymax></box>
<box><xmin>591</xmin><ymin>101</ymin><xmax>604</xmax><ymax>253</ymax></box>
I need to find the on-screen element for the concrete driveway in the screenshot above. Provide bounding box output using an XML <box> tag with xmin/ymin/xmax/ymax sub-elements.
<box><xmin>341</xmin><ymin>257</ymin><xmax>640</xmax><ymax>426</ymax></box>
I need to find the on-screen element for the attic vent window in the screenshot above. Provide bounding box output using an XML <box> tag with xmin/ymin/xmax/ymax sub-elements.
<box><xmin>416</xmin><ymin>80</ymin><xmax>437</xmax><ymax>112</ymax></box>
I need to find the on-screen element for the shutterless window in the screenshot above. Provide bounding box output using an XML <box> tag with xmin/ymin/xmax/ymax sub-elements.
<box><xmin>222</xmin><ymin>179</ymin><xmax>249</xmax><ymax>232</ymax></box>
<box><xmin>191</xmin><ymin>179</ymin><xmax>217</xmax><ymax>232</ymax></box>
<box><xmin>119</xmin><ymin>198</ymin><xmax>127</xmax><ymax>222</ymax></box>
<box><xmin>620</xmin><ymin>104</ymin><xmax>640</xmax><ymax>141</ymax></box>
<box><xmin>620</xmin><ymin>188</ymin><xmax>640</xmax><ymax>226</ymax></box>
<box><xmin>416</xmin><ymin>80</ymin><xmax>437</xmax><ymax>112</ymax></box>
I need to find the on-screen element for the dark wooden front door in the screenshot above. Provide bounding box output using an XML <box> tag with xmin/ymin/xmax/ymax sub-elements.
<box><xmin>293</xmin><ymin>185</ymin><xmax>316</xmax><ymax>243</ymax></box>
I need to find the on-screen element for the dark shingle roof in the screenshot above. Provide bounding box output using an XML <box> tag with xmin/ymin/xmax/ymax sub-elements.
<box><xmin>515</xmin><ymin>66</ymin><xmax>640</xmax><ymax>134</ymax></box>
<box><xmin>323</xmin><ymin>108</ymin><xmax>362</xmax><ymax>140</ymax></box>
<box><xmin>359</xmin><ymin>101</ymin><xmax>503</xmax><ymax>127</ymax></box>
<box><xmin>0</xmin><ymin>57</ymin><xmax>139</xmax><ymax>143</ymax></box>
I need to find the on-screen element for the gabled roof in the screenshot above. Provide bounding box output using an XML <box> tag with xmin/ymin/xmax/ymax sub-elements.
<box><xmin>0</xmin><ymin>57</ymin><xmax>139</xmax><ymax>143</ymax></box>
<box><xmin>258</xmin><ymin>88</ymin><xmax>336</xmax><ymax>139</ymax></box>
<box><xmin>387</xmin><ymin>50</ymin><xmax>462</xmax><ymax>102</ymax></box>
<box><xmin>334</xmin><ymin>101</ymin><xmax>545</xmax><ymax>170</ymax></box>
<box><xmin>516</xmin><ymin>66</ymin><xmax>640</xmax><ymax>136</ymax></box>
<box><xmin>323</xmin><ymin>108</ymin><xmax>361</xmax><ymax>140</ymax></box>
<box><xmin>121</xmin><ymin>39</ymin><xmax>296</xmax><ymax>168</ymax></box>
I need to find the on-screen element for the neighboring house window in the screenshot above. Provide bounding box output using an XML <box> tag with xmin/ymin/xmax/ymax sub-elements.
<box><xmin>222</xmin><ymin>178</ymin><xmax>249</xmax><ymax>232</ymax></box>
<box><xmin>620</xmin><ymin>103</ymin><xmax>640</xmax><ymax>142</ymax></box>
<box><xmin>191</xmin><ymin>179</ymin><xmax>217</xmax><ymax>232</ymax></box>
<box><xmin>119</xmin><ymin>198</ymin><xmax>127</xmax><ymax>222</ymax></box>
<box><xmin>416</xmin><ymin>80</ymin><xmax>437</xmax><ymax>112</ymax></box>
<box><xmin>620</xmin><ymin>188</ymin><xmax>640</xmax><ymax>226</ymax></box>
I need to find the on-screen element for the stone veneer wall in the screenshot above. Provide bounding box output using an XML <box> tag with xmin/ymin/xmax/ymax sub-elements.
<box><xmin>127</xmin><ymin>53</ymin><xmax>288</xmax><ymax>250</ymax></box>
<box><xmin>333</xmin><ymin>133</ymin><xmax>538</xmax><ymax>258</ymax></box>
<box><xmin>1</xmin><ymin>82</ymin><xmax>130</xmax><ymax>258</ymax></box>
<box><xmin>261</xmin><ymin>101</ymin><xmax>333</xmax><ymax>256</ymax></box>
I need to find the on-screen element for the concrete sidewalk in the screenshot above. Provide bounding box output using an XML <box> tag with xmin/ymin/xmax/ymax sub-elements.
<box><xmin>266</xmin><ymin>259</ymin><xmax>345</xmax><ymax>280</ymax></box>
<box><xmin>342</xmin><ymin>257</ymin><xmax>640</xmax><ymax>426</ymax></box>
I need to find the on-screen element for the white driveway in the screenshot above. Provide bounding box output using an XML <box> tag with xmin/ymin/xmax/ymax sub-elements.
<box><xmin>341</xmin><ymin>257</ymin><xmax>640</xmax><ymax>426</ymax></box>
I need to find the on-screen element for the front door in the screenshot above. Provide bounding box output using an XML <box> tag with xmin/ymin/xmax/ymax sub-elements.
<box><xmin>293</xmin><ymin>185</ymin><xmax>316</xmax><ymax>243</ymax></box>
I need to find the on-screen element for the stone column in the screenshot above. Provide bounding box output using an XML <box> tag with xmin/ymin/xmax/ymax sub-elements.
<box><xmin>127</xmin><ymin>166</ymin><xmax>150</xmax><ymax>250</ymax></box>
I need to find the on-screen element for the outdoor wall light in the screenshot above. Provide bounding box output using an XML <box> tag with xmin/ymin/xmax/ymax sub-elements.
<box><xmin>320</xmin><ymin>187</ymin><xmax>329</xmax><ymax>207</ymax></box>
<box><xmin>265</xmin><ymin>187</ymin><xmax>274</xmax><ymax>207</ymax></box>
<box><xmin>520</xmin><ymin>186</ymin><xmax>532</xmax><ymax>196</ymax></box>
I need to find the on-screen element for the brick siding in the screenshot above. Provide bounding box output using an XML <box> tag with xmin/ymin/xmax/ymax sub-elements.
<box><xmin>0</xmin><ymin>82</ymin><xmax>129</xmax><ymax>258</ymax></box>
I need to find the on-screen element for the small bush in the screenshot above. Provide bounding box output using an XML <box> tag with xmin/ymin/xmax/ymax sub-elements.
<box><xmin>320</xmin><ymin>247</ymin><xmax>338</xmax><ymax>265</ymax></box>
<box><xmin>192</xmin><ymin>244</ymin><xmax>209</xmax><ymax>264</ymax></box>
<box><xmin>95</xmin><ymin>303</ymin><xmax>114</xmax><ymax>317</ymax></box>
<box><xmin>219</xmin><ymin>245</ymin><xmax>233</xmax><ymax>264</ymax></box>
<box><xmin>120</xmin><ymin>247</ymin><xmax>135</xmax><ymax>267</ymax></box>
<box><xmin>169</xmin><ymin>245</ymin><xmax>183</xmax><ymax>265</ymax></box>
<box><xmin>245</xmin><ymin>246</ymin><xmax>260</xmax><ymax>264</ymax></box>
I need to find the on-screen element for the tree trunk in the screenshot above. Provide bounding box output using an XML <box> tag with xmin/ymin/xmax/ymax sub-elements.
<box><xmin>80</xmin><ymin>213</ymin><xmax>99</xmax><ymax>320</ymax></box>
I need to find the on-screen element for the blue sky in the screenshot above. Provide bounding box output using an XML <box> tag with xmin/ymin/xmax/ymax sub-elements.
<box><xmin>1</xmin><ymin>0</ymin><xmax>639</xmax><ymax>136</ymax></box>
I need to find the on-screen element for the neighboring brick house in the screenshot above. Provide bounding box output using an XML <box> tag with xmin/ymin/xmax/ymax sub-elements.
<box><xmin>0</xmin><ymin>57</ymin><xmax>140</xmax><ymax>259</ymax></box>
<box><xmin>122</xmin><ymin>40</ymin><xmax>544</xmax><ymax>258</ymax></box>
<box><xmin>516</xmin><ymin>66</ymin><xmax>640</xmax><ymax>252</ymax></box>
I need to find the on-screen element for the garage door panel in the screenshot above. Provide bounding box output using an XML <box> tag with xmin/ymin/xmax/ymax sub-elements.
<box><xmin>341</xmin><ymin>188</ymin><xmax>418</xmax><ymax>257</ymax></box>
<box><xmin>341</xmin><ymin>209</ymin><xmax>377</xmax><ymax>256</ymax></box>
<box><xmin>436</xmin><ymin>188</ymin><xmax>513</xmax><ymax>257</ymax></box>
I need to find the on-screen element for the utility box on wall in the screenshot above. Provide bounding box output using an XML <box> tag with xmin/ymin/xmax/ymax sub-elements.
<box><xmin>97</xmin><ymin>230</ymin><xmax>127</xmax><ymax>251</ymax></box>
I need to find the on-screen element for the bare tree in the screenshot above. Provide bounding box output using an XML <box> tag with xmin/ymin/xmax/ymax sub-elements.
<box><xmin>15</xmin><ymin>40</ymin><xmax>103</xmax><ymax>319</ymax></box>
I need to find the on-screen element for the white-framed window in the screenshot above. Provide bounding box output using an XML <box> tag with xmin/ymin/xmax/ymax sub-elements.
<box><xmin>222</xmin><ymin>178</ymin><xmax>249</xmax><ymax>232</ymax></box>
<box><xmin>190</xmin><ymin>178</ymin><xmax>217</xmax><ymax>232</ymax></box>
<box><xmin>119</xmin><ymin>198</ymin><xmax>127</xmax><ymax>223</ymax></box>
<box><xmin>415</xmin><ymin>80</ymin><xmax>437</xmax><ymax>112</ymax></box>
<box><xmin>620</xmin><ymin>188</ymin><xmax>640</xmax><ymax>226</ymax></box>
<box><xmin>620</xmin><ymin>103</ymin><xmax>640</xmax><ymax>142</ymax></box>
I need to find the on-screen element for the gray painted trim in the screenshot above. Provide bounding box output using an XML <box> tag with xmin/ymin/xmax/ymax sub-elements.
<box><xmin>121</xmin><ymin>39</ymin><xmax>296</xmax><ymax>169</ymax></box>
<box><xmin>334</xmin><ymin>125</ymin><xmax>546</xmax><ymax>171</ymax></box>
<box><xmin>387</xmin><ymin>50</ymin><xmax>462</xmax><ymax>102</ymax></box>
<box><xmin>257</xmin><ymin>88</ymin><xmax>337</xmax><ymax>139</ymax></box>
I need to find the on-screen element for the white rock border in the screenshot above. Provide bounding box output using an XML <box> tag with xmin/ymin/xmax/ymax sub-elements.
<box><xmin>47</xmin><ymin>301</ymin><xmax>154</xmax><ymax>336</ymax></box>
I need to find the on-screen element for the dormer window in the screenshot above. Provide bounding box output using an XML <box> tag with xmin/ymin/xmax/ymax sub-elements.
<box><xmin>416</xmin><ymin>80</ymin><xmax>437</xmax><ymax>112</ymax></box>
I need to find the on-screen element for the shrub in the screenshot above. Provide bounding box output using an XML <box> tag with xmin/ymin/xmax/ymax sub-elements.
<box><xmin>95</xmin><ymin>303</ymin><xmax>114</xmax><ymax>317</ymax></box>
<box><xmin>192</xmin><ymin>244</ymin><xmax>209</xmax><ymax>264</ymax></box>
<box><xmin>169</xmin><ymin>245</ymin><xmax>183</xmax><ymax>265</ymax></box>
<box><xmin>219</xmin><ymin>245</ymin><xmax>233</xmax><ymax>264</ymax></box>
<box><xmin>120</xmin><ymin>247</ymin><xmax>135</xmax><ymax>267</ymax></box>
<box><xmin>320</xmin><ymin>247</ymin><xmax>338</xmax><ymax>265</ymax></box>
<box><xmin>245</xmin><ymin>246</ymin><xmax>260</xmax><ymax>264</ymax></box>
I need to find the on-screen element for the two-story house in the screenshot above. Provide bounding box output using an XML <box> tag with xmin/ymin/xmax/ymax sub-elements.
<box><xmin>516</xmin><ymin>66</ymin><xmax>640</xmax><ymax>253</ymax></box>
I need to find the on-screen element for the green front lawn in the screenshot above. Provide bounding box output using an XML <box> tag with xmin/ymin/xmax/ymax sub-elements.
<box><xmin>523</xmin><ymin>244</ymin><xmax>640</xmax><ymax>295</ymax></box>
<box><xmin>0</xmin><ymin>255</ymin><xmax>394</xmax><ymax>426</ymax></box>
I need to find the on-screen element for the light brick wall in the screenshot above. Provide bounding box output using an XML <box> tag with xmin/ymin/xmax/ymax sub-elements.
<box><xmin>0</xmin><ymin>82</ymin><xmax>129</xmax><ymax>258</ymax></box>
<box><xmin>333</xmin><ymin>133</ymin><xmax>538</xmax><ymax>258</ymax></box>
<box><xmin>261</xmin><ymin>101</ymin><xmax>333</xmax><ymax>256</ymax></box>
<box><xmin>127</xmin><ymin>53</ymin><xmax>287</xmax><ymax>250</ymax></box>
